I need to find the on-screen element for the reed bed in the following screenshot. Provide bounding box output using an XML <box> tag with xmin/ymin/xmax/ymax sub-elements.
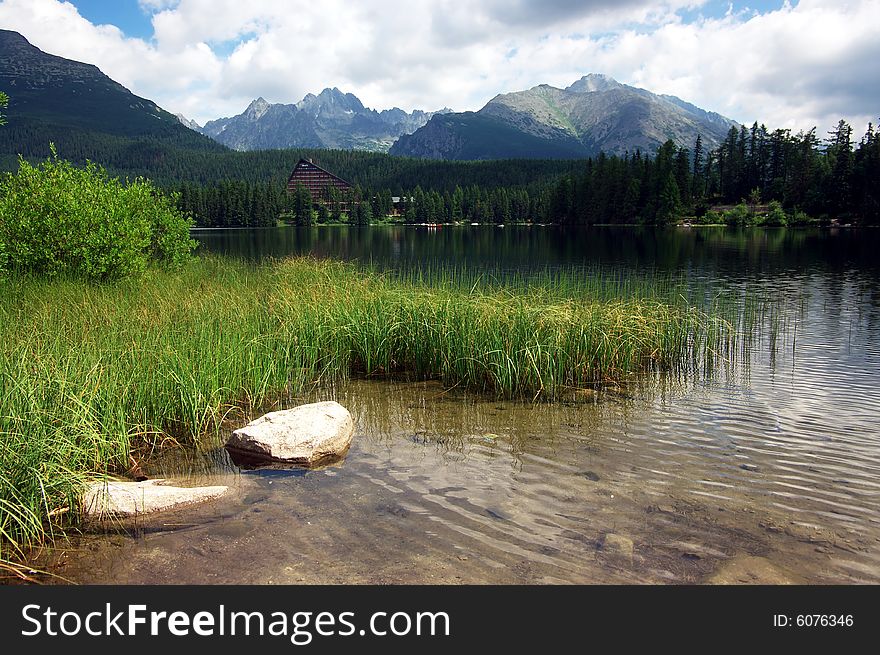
<box><xmin>0</xmin><ymin>255</ymin><xmax>735</xmax><ymax>569</ymax></box>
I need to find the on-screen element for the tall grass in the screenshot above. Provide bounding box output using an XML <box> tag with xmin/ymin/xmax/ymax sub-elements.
<box><xmin>0</xmin><ymin>255</ymin><xmax>736</xmax><ymax>568</ymax></box>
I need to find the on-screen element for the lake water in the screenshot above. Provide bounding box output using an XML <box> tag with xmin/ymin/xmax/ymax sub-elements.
<box><xmin>45</xmin><ymin>226</ymin><xmax>880</xmax><ymax>584</ymax></box>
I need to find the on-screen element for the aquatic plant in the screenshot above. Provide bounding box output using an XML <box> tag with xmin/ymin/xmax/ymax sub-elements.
<box><xmin>0</xmin><ymin>255</ymin><xmax>737</xmax><ymax>569</ymax></box>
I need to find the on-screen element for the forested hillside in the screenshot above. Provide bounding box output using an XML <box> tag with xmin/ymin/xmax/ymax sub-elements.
<box><xmin>172</xmin><ymin>119</ymin><xmax>879</xmax><ymax>227</ymax></box>
<box><xmin>1</xmin><ymin>107</ymin><xmax>876</xmax><ymax>227</ymax></box>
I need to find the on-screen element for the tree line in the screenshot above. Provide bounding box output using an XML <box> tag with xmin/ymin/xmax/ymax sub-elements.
<box><xmin>175</xmin><ymin>118</ymin><xmax>879</xmax><ymax>228</ymax></box>
<box><xmin>546</xmin><ymin>119</ymin><xmax>879</xmax><ymax>226</ymax></box>
<box><xmin>2</xmin><ymin>112</ymin><xmax>877</xmax><ymax>227</ymax></box>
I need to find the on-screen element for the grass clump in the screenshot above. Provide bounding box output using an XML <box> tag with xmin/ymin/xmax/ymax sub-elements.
<box><xmin>0</xmin><ymin>255</ymin><xmax>733</xmax><ymax>568</ymax></box>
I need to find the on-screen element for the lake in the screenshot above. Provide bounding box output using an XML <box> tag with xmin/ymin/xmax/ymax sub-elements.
<box><xmin>45</xmin><ymin>225</ymin><xmax>880</xmax><ymax>584</ymax></box>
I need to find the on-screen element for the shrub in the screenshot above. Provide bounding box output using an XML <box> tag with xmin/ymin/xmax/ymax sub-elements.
<box><xmin>0</xmin><ymin>148</ymin><xmax>196</xmax><ymax>281</ymax></box>
<box><xmin>723</xmin><ymin>203</ymin><xmax>754</xmax><ymax>227</ymax></box>
<box><xmin>788</xmin><ymin>208</ymin><xmax>816</xmax><ymax>226</ymax></box>
<box><xmin>702</xmin><ymin>210</ymin><xmax>723</xmax><ymax>225</ymax></box>
<box><xmin>763</xmin><ymin>201</ymin><xmax>788</xmax><ymax>226</ymax></box>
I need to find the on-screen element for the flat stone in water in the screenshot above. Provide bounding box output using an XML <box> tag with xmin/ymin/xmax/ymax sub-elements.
<box><xmin>82</xmin><ymin>479</ymin><xmax>228</xmax><ymax>518</ymax></box>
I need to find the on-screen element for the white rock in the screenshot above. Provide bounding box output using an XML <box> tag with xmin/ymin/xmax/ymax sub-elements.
<box><xmin>83</xmin><ymin>479</ymin><xmax>228</xmax><ymax>518</ymax></box>
<box><xmin>225</xmin><ymin>401</ymin><xmax>354</xmax><ymax>466</ymax></box>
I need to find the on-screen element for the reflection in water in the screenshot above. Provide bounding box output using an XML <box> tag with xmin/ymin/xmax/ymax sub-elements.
<box><xmin>194</xmin><ymin>225</ymin><xmax>880</xmax><ymax>279</ymax></box>
<box><xmin>41</xmin><ymin>227</ymin><xmax>880</xmax><ymax>584</ymax></box>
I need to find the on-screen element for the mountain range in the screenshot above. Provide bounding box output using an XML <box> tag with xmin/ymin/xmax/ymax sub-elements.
<box><xmin>185</xmin><ymin>91</ymin><xmax>450</xmax><ymax>152</ymax></box>
<box><xmin>1</xmin><ymin>29</ymin><xmax>740</xmax><ymax>163</ymax></box>
<box><xmin>390</xmin><ymin>74</ymin><xmax>738</xmax><ymax>159</ymax></box>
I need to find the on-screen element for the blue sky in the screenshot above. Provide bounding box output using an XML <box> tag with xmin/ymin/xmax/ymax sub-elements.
<box><xmin>0</xmin><ymin>0</ymin><xmax>876</xmax><ymax>132</ymax></box>
<box><xmin>67</xmin><ymin>0</ymin><xmax>153</xmax><ymax>39</ymax></box>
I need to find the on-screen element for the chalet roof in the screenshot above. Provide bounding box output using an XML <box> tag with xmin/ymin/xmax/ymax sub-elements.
<box><xmin>288</xmin><ymin>158</ymin><xmax>352</xmax><ymax>187</ymax></box>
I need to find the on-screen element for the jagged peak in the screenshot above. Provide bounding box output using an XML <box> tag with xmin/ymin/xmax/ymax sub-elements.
<box><xmin>175</xmin><ymin>113</ymin><xmax>201</xmax><ymax>130</ymax></box>
<box><xmin>566</xmin><ymin>73</ymin><xmax>622</xmax><ymax>94</ymax></box>
<box><xmin>243</xmin><ymin>97</ymin><xmax>271</xmax><ymax>120</ymax></box>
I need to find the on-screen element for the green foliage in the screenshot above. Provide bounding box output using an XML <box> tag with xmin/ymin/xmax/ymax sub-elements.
<box><xmin>3</xmin><ymin>111</ymin><xmax>878</xmax><ymax>225</ymax></box>
<box><xmin>703</xmin><ymin>210</ymin><xmax>723</xmax><ymax>225</ymax></box>
<box><xmin>352</xmin><ymin>200</ymin><xmax>373</xmax><ymax>225</ymax></box>
<box><xmin>0</xmin><ymin>147</ymin><xmax>196</xmax><ymax>281</ymax></box>
<box><xmin>0</xmin><ymin>90</ymin><xmax>7</xmax><ymax>126</ymax></box>
<box><xmin>763</xmin><ymin>201</ymin><xmax>788</xmax><ymax>226</ymax></box>
<box><xmin>723</xmin><ymin>203</ymin><xmax>754</xmax><ymax>227</ymax></box>
<box><xmin>291</xmin><ymin>183</ymin><xmax>313</xmax><ymax>226</ymax></box>
<box><xmin>657</xmin><ymin>172</ymin><xmax>681</xmax><ymax>224</ymax></box>
<box><xmin>787</xmin><ymin>208</ymin><xmax>816</xmax><ymax>226</ymax></box>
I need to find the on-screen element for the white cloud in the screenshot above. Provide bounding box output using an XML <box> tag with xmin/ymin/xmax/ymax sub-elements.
<box><xmin>610</xmin><ymin>1</ymin><xmax>880</xmax><ymax>132</ymax></box>
<box><xmin>0</xmin><ymin>0</ymin><xmax>876</xmax><ymax>136</ymax></box>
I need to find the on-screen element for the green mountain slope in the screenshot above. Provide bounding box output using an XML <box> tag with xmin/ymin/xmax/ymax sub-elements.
<box><xmin>0</xmin><ymin>29</ymin><xmax>223</xmax><ymax>161</ymax></box>
<box><xmin>391</xmin><ymin>74</ymin><xmax>739</xmax><ymax>160</ymax></box>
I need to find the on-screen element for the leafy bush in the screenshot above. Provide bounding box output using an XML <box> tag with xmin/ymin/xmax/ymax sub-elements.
<box><xmin>0</xmin><ymin>148</ymin><xmax>196</xmax><ymax>280</ymax></box>
<box><xmin>763</xmin><ymin>201</ymin><xmax>788</xmax><ymax>226</ymax></box>
<box><xmin>723</xmin><ymin>203</ymin><xmax>754</xmax><ymax>227</ymax></box>
<box><xmin>788</xmin><ymin>208</ymin><xmax>816</xmax><ymax>226</ymax></box>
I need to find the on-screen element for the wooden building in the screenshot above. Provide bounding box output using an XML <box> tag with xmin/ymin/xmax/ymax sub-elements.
<box><xmin>286</xmin><ymin>158</ymin><xmax>352</xmax><ymax>203</ymax></box>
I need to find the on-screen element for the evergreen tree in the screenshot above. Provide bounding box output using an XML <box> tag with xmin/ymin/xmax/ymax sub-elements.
<box><xmin>657</xmin><ymin>172</ymin><xmax>681</xmax><ymax>224</ymax></box>
<box><xmin>674</xmin><ymin>146</ymin><xmax>691</xmax><ymax>207</ymax></box>
<box><xmin>691</xmin><ymin>134</ymin><xmax>704</xmax><ymax>202</ymax></box>
<box><xmin>413</xmin><ymin>186</ymin><xmax>427</xmax><ymax>223</ymax></box>
<box><xmin>451</xmin><ymin>185</ymin><xmax>464</xmax><ymax>222</ymax></box>
<box><xmin>825</xmin><ymin>119</ymin><xmax>854</xmax><ymax>216</ymax></box>
<box><xmin>292</xmin><ymin>183</ymin><xmax>313</xmax><ymax>226</ymax></box>
<box><xmin>854</xmin><ymin>122</ymin><xmax>880</xmax><ymax>224</ymax></box>
<box><xmin>327</xmin><ymin>186</ymin><xmax>343</xmax><ymax>222</ymax></box>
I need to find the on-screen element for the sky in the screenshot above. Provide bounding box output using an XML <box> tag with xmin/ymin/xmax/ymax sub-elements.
<box><xmin>0</xmin><ymin>0</ymin><xmax>877</xmax><ymax>135</ymax></box>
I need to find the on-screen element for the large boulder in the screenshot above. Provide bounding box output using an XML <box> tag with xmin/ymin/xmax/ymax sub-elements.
<box><xmin>83</xmin><ymin>479</ymin><xmax>228</xmax><ymax>518</ymax></box>
<box><xmin>225</xmin><ymin>401</ymin><xmax>354</xmax><ymax>467</ymax></box>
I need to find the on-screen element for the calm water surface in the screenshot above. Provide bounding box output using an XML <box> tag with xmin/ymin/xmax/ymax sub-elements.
<box><xmin>47</xmin><ymin>226</ymin><xmax>880</xmax><ymax>584</ymax></box>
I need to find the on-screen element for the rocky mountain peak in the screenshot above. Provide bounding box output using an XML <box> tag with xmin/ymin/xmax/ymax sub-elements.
<box><xmin>175</xmin><ymin>113</ymin><xmax>202</xmax><ymax>131</ymax></box>
<box><xmin>244</xmin><ymin>97</ymin><xmax>271</xmax><ymax>120</ymax></box>
<box><xmin>566</xmin><ymin>73</ymin><xmax>622</xmax><ymax>94</ymax></box>
<box><xmin>197</xmin><ymin>87</ymin><xmax>445</xmax><ymax>152</ymax></box>
<box><xmin>310</xmin><ymin>87</ymin><xmax>365</xmax><ymax>113</ymax></box>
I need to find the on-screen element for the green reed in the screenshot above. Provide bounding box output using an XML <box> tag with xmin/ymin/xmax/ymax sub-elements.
<box><xmin>0</xmin><ymin>254</ymin><xmax>738</xmax><ymax>569</ymax></box>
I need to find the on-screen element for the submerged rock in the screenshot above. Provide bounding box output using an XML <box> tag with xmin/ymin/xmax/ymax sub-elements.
<box><xmin>706</xmin><ymin>555</ymin><xmax>797</xmax><ymax>585</ymax></box>
<box><xmin>83</xmin><ymin>479</ymin><xmax>228</xmax><ymax>518</ymax></box>
<box><xmin>225</xmin><ymin>401</ymin><xmax>354</xmax><ymax>467</ymax></box>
